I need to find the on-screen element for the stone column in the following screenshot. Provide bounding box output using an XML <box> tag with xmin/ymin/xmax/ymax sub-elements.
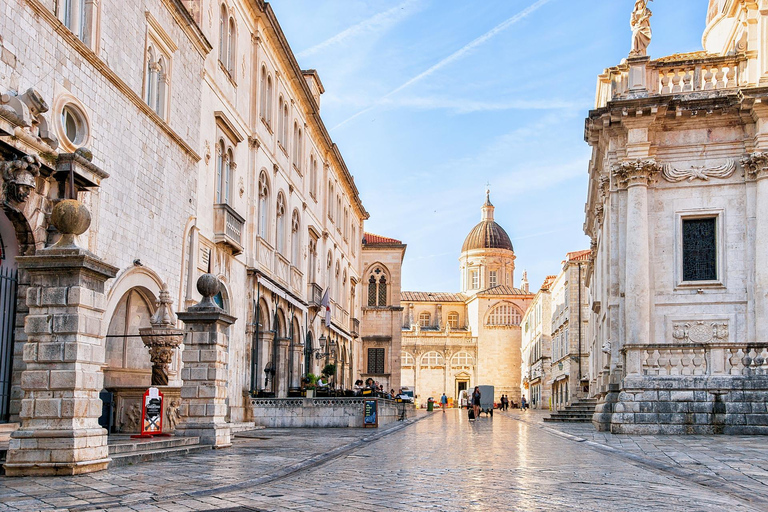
<box><xmin>4</xmin><ymin>200</ymin><xmax>117</xmax><ymax>476</ymax></box>
<box><xmin>176</xmin><ymin>274</ymin><xmax>235</xmax><ymax>448</ymax></box>
<box><xmin>743</xmin><ymin>153</ymin><xmax>768</xmax><ymax>342</ymax></box>
<box><xmin>613</xmin><ymin>161</ymin><xmax>658</xmax><ymax>375</ymax></box>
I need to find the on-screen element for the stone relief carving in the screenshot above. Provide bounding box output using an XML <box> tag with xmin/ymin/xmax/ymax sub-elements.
<box><xmin>661</xmin><ymin>160</ymin><xmax>736</xmax><ymax>182</ymax></box>
<box><xmin>629</xmin><ymin>0</ymin><xmax>652</xmax><ymax>57</ymax></box>
<box><xmin>123</xmin><ymin>403</ymin><xmax>141</xmax><ymax>432</ymax></box>
<box><xmin>1</xmin><ymin>154</ymin><xmax>41</xmax><ymax>204</ymax></box>
<box><xmin>166</xmin><ymin>399</ymin><xmax>182</xmax><ymax>431</ymax></box>
<box><xmin>672</xmin><ymin>321</ymin><xmax>729</xmax><ymax>343</ymax></box>
<box><xmin>742</xmin><ymin>152</ymin><xmax>768</xmax><ymax>180</ymax></box>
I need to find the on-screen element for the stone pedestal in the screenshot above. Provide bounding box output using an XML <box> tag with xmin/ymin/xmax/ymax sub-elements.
<box><xmin>627</xmin><ymin>56</ymin><xmax>650</xmax><ymax>97</ymax></box>
<box><xmin>4</xmin><ymin>250</ymin><xmax>117</xmax><ymax>476</ymax></box>
<box><xmin>176</xmin><ymin>307</ymin><xmax>235</xmax><ymax>448</ymax></box>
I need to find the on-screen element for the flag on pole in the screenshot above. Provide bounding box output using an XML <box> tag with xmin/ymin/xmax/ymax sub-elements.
<box><xmin>320</xmin><ymin>288</ymin><xmax>331</xmax><ymax>326</ymax></box>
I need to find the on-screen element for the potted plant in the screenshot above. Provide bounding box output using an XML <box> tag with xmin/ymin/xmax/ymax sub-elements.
<box><xmin>304</xmin><ymin>373</ymin><xmax>318</xmax><ymax>397</ymax></box>
<box><xmin>321</xmin><ymin>363</ymin><xmax>336</xmax><ymax>381</ymax></box>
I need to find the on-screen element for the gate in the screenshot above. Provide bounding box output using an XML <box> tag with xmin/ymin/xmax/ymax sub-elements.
<box><xmin>0</xmin><ymin>266</ymin><xmax>17</xmax><ymax>422</ymax></box>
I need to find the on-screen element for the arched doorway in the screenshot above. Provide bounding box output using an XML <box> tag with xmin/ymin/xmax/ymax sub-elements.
<box><xmin>0</xmin><ymin>209</ymin><xmax>19</xmax><ymax>422</ymax></box>
<box><xmin>105</xmin><ymin>288</ymin><xmax>154</xmax><ymax>387</ymax></box>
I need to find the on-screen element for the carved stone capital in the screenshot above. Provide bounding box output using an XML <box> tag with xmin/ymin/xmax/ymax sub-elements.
<box><xmin>611</xmin><ymin>159</ymin><xmax>661</xmax><ymax>188</ymax></box>
<box><xmin>742</xmin><ymin>152</ymin><xmax>768</xmax><ymax>180</ymax></box>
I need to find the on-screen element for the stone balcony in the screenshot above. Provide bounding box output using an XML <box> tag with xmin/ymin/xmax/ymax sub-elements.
<box><xmin>595</xmin><ymin>52</ymin><xmax>747</xmax><ymax>109</ymax></box>
<box><xmin>213</xmin><ymin>203</ymin><xmax>245</xmax><ymax>254</ymax></box>
<box><xmin>307</xmin><ymin>282</ymin><xmax>323</xmax><ymax>307</ymax></box>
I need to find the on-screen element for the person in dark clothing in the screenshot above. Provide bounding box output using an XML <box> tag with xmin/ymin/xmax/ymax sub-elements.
<box><xmin>471</xmin><ymin>387</ymin><xmax>481</xmax><ymax>419</ymax></box>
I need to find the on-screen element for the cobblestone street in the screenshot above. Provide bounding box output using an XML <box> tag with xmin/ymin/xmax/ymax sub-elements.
<box><xmin>3</xmin><ymin>410</ymin><xmax>768</xmax><ymax>511</ymax></box>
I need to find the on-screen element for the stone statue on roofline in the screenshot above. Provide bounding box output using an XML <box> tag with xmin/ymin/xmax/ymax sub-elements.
<box><xmin>630</xmin><ymin>0</ymin><xmax>652</xmax><ymax>57</ymax></box>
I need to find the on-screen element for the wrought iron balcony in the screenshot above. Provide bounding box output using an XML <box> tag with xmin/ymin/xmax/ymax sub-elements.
<box><xmin>213</xmin><ymin>203</ymin><xmax>245</xmax><ymax>254</ymax></box>
<box><xmin>307</xmin><ymin>282</ymin><xmax>323</xmax><ymax>308</ymax></box>
<box><xmin>350</xmin><ymin>317</ymin><xmax>360</xmax><ymax>337</ymax></box>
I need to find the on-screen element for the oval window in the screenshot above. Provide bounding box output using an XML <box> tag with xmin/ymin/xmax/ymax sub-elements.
<box><xmin>61</xmin><ymin>105</ymin><xmax>87</xmax><ymax>146</ymax></box>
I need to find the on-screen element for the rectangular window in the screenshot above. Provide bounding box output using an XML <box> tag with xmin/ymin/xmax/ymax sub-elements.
<box><xmin>471</xmin><ymin>270</ymin><xmax>479</xmax><ymax>289</ymax></box>
<box><xmin>367</xmin><ymin>348</ymin><xmax>385</xmax><ymax>374</ymax></box>
<box><xmin>683</xmin><ymin>218</ymin><xmax>717</xmax><ymax>281</ymax></box>
<box><xmin>489</xmin><ymin>270</ymin><xmax>497</xmax><ymax>288</ymax></box>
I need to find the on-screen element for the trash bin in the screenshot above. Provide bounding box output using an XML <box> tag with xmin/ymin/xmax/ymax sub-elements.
<box><xmin>427</xmin><ymin>398</ymin><xmax>434</xmax><ymax>412</ymax></box>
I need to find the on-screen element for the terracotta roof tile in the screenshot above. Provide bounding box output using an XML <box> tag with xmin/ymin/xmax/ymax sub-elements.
<box><xmin>567</xmin><ymin>249</ymin><xmax>591</xmax><ymax>262</ymax></box>
<box><xmin>401</xmin><ymin>291</ymin><xmax>466</xmax><ymax>302</ymax></box>
<box><xmin>541</xmin><ymin>275</ymin><xmax>557</xmax><ymax>290</ymax></box>
<box><xmin>476</xmin><ymin>285</ymin><xmax>531</xmax><ymax>296</ymax></box>
<box><xmin>363</xmin><ymin>232</ymin><xmax>403</xmax><ymax>245</ymax></box>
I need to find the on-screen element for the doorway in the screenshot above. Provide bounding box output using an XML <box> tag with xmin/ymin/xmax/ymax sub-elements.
<box><xmin>0</xmin><ymin>210</ymin><xmax>19</xmax><ymax>422</ymax></box>
<box><xmin>456</xmin><ymin>379</ymin><xmax>468</xmax><ymax>405</ymax></box>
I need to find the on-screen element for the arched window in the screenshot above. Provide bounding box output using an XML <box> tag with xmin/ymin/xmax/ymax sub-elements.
<box><xmin>327</xmin><ymin>181</ymin><xmax>334</xmax><ymax>220</ymax></box>
<box><xmin>447</xmin><ymin>312</ymin><xmax>459</xmax><ymax>329</ymax></box>
<box><xmin>334</xmin><ymin>261</ymin><xmax>340</xmax><ymax>302</ymax></box>
<box><xmin>258</xmin><ymin>172</ymin><xmax>269</xmax><ymax>238</ymax></box>
<box><xmin>218</xmin><ymin>4</ymin><xmax>228</xmax><ymax>64</ymax></box>
<box><xmin>276</xmin><ymin>192</ymin><xmax>286</xmax><ymax>254</ymax></box>
<box><xmin>307</xmin><ymin>238</ymin><xmax>317</xmax><ymax>283</ymax></box>
<box><xmin>293</xmin><ymin>122</ymin><xmax>299</xmax><ymax>166</ymax></box>
<box><xmin>223</xmin><ymin>147</ymin><xmax>233</xmax><ymax>204</ymax></box>
<box><xmin>282</xmin><ymin>104</ymin><xmax>289</xmax><ymax>151</ymax></box>
<box><xmin>277</xmin><ymin>97</ymin><xmax>285</xmax><ymax>145</ymax></box>
<box><xmin>418</xmin><ymin>312</ymin><xmax>431</xmax><ymax>328</ymax></box>
<box><xmin>422</xmin><ymin>351</ymin><xmax>444</xmax><ymax>367</ymax></box>
<box><xmin>291</xmin><ymin>209</ymin><xmax>300</xmax><ymax>264</ymax></box>
<box><xmin>227</xmin><ymin>16</ymin><xmax>236</xmax><ymax>76</ymax></box>
<box><xmin>342</xmin><ymin>270</ymin><xmax>347</xmax><ymax>309</ymax></box>
<box><xmin>452</xmin><ymin>352</ymin><xmax>474</xmax><ymax>367</ymax></box>
<box><xmin>146</xmin><ymin>46</ymin><xmax>157</xmax><ymax>109</ymax></box>
<box><xmin>402</xmin><ymin>352</ymin><xmax>415</xmax><ymax>366</ymax></box>
<box><xmin>343</xmin><ymin>208</ymin><xmax>348</xmax><ymax>239</ymax></box>
<box><xmin>378</xmin><ymin>275</ymin><xmax>387</xmax><ymax>306</ymax></box>
<box><xmin>266</xmin><ymin>75</ymin><xmax>273</xmax><ymax>125</ymax></box>
<box><xmin>487</xmin><ymin>303</ymin><xmax>522</xmax><ymax>326</ymax></box>
<box><xmin>215</xmin><ymin>140</ymin><xmax>225</xmax><ymax>203</ymax></box>
<box><xmin>366</xmin><ymin>267</ymin><xmax>388</xmax><ymax>306</ymax></box>
<box><xmin>259</xmin><ymin>66</ymin><xmax>267</xmax><ymax>119</ymax></box>
<box><xmin>156</xmin><ymin>57</ymin><xmax>167</xmax><ymax>116</ymax></box>
<box><xmin>309</xmin><ymin>156</ymin><xmax>318</xmax><ymax>197</ymax></box>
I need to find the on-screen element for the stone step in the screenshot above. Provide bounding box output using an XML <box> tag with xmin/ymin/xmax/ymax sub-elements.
<box><xmin>108</xmin><ymin>435</ymin><xmax>201</xmax><ymax>455</ymax></box>
<box><xmin>543</xmin><ymin>417</ymin><xmax>593</xmax><ymax>423</ymax></box>
<box><xmin>548</xmin><ymin>413</ymin><xmax>593</xmax><ymax>419</ymax></box>
<box><xmin>0</xmin><ymin>423</ymin><xmax>19</xmax><ymax>444</ymax></box>
<box><xmin>109</xmin><ymin>443</ymin><xmax>212</xmax><ymax>467</ymax></box>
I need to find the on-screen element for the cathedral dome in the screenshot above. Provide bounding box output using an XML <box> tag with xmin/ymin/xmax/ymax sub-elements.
<box><xmin>461</xmin><ymin>190</ymin><xmax>513</xmax><ymax>253</ymax></box>
<box><xmin>461</xmin><ymin>220</ymin><xmax>513</xmax><ymax>252</ymax></box>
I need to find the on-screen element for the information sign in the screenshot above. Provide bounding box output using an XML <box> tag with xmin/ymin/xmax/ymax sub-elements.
<box><xmin>131</xmin><ymin>387</ymin><xmax>166</xmax><ymax>438</ymax></box>
<box><xmin>363</xmin><ymin>398</ymin><xmax>378</xmax><ymax>428</ymax></box>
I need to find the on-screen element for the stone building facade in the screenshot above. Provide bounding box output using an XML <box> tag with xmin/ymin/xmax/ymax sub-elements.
<box><xmin>521</xmin><ymin>275</ymin><xmax>554</xmax><ymax>409</ymax></box>
<box><xmin>401</xmin><ymin>193</ymin><xmax>532</xmax><ymax>405</ymax></box>
<box><xmin>585</xmin><ymin>0</ymin><xmax>768</xmax><ymax>434</ymax></box>
<box><xmin>360</xmin><ymin>233</ymin><xmax>406</xmax><ymax>393</ymax></box>
<box><xmin>547</xmin><ymin>250</ymin><xmax>590</xmax><ymax>410</ymax></box>
<box><xmin>0</xmin><ymin>0</ymin><xmax>371</xmax><ymax>474</ymax></box>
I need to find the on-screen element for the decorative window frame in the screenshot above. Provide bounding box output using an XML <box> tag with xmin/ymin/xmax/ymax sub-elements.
<box><xmin>674</xmin><ymin>208</ymin><xmax>725</xmax><ymax>289</ymax></box>
<box><xmin>52</xmin><ymin>89</ymin><xmax>92</xmax><ymax>153</ymax></box>
<box><xmin>144</xmin><ymin>12</ymin><xmax>176</xmax><ymax>121</ymax></box>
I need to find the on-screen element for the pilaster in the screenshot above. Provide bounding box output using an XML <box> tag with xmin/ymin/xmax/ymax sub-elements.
<box><xmin>743</xmin><ymin>152</ymin><xmax>768</xmax><ymax>342</ymax></box>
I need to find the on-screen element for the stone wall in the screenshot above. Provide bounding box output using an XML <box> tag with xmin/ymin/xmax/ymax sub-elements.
<box><xmin>250</xmin><ymin>397</ymin><xmax>410</xmax><ymax>428</ymax></box>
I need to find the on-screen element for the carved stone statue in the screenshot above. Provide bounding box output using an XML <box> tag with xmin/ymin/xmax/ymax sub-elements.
<box><xmin>630</xmin><ymin>0</ymin><xmax>652</xmax><ymax>57</ymax></box>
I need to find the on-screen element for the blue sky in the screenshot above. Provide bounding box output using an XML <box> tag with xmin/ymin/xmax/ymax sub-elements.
<box><xmin>270</xmin><ymin>0</ymin><xmax>710</xmax><ymax>293</ymax></box>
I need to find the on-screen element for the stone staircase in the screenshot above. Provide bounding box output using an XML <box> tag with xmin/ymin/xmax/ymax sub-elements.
<box><xmin>109</xmin><ymin>435</ymin><xmax>211</xmax><ymax>467</ymax></box>
<box><xmin>543</xmin><ymin>398</ymin><xmax>597</xmax><ymax>423</ymax></box>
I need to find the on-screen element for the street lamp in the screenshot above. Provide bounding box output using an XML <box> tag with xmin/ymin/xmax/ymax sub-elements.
<box><xmin>313</xmin><ymin>334</ymin><xmax>337</xmax><ymax>359</ymax></box>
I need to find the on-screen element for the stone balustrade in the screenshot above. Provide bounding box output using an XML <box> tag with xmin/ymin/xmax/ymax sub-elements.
<box><xmin>624</xmin><ymin>343</ymin><xmax>768</xmax><ymax>378</ymax></box>
<box><xmin>595</xmin><ymin>54</ymin><xmax>746</xmax><ymax>108</ymax></box>
<box><xmin>250</xmin><ymin>397</ymin><xmax>411</xmax><ymax>428</ymax></box>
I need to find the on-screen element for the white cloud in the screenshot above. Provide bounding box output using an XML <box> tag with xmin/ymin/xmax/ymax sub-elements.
<box><xmin>331</xmin><ymin>0</ymin><xmax>555</xmax><ymax>130</ymax></box>
<box><xmin>296</xmin><ymin>0</ymin><xmax>425</xmax><ymax>59</ymax></box>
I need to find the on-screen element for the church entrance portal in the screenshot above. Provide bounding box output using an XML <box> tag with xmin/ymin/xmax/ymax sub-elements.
<box><xmin>456</xmin><ymin>379</ymin><xmax>468</xmax><ymax>404</ymax></box>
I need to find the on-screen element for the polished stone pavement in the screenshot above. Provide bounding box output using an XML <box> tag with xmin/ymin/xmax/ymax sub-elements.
<box><xmin>1</xmin><ymin>410</ymin><xmax>767</xmax><ymax>511</ymax></box>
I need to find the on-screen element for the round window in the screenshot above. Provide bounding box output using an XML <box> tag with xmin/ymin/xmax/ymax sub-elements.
<box><xmin>60</xmin><ymin>105</ymin><xmax>87</xmax><ymax>146</ymax></box>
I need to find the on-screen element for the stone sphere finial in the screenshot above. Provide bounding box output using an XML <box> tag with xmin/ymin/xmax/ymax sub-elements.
<box><xmin>50</xmin><ymin>199</ymin><xmax>91</xmax><ymax>248</ymax></box>
<box><xmin>197</xmin><ymin>273</ymin><xmax>220</xmax><ymax>298</ymax></box>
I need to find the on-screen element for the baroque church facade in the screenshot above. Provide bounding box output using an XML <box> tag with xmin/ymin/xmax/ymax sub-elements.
<box><xmin>585</xmin><ymin>0</ymin><xmax>768</xmax><ymax>434</ymax></box>
<box><xmin>400</xmin><ymin>193</ymin><xmax>532</xmax><ymax>405</ymax></box>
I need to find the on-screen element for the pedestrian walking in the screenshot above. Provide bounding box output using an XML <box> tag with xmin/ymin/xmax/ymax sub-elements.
<box><xmin>521</xmin><ymin>396</ymin><xmax>527</xmax><ymax>410</ymax></box>
<box><xmin>440</xmin><ymin>393</ymin><xmax>448</xmax><ymax>413</ymax></box>
<box><xmin>472</xmin><ymin>386</ymin><xmax>481</xmax><ymax>419</ymax></box>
